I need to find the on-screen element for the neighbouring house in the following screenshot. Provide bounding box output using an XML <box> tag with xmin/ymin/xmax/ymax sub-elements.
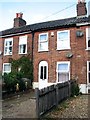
<box><xmin>0</xmin><ymin>38</ymin><xmax>3</xmax><ymax>74</ymax></box>
<box><xmin>0</xmin><ymin>0</ymin><xmax>90</xmax><ymax>94</ymax></box>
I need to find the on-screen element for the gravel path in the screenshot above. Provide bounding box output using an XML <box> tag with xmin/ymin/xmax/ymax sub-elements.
<box><xmin>44</xmin><ymin>95</ymin><xmax>89</xmax><ymax>118</ymax></box>
<box><xmin>2</xmin><ymin>91</ymin><xmax>36</xmax><ymax>118</ymax></box>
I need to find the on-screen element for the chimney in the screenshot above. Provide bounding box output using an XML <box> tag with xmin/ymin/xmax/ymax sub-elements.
<box><xmin>16</xmin><ymin>13</ymin><xmax>23</xmax><ymax>18</ymax></box>
<box><xmin>77</xmin><ymin>0</ymin><xmax>87</xmax><ymax>17</ymax></box>
<box><xmin>13</xmin><ymin>13</ymin><xmax>26</xmax><ymax>28</ymax></box>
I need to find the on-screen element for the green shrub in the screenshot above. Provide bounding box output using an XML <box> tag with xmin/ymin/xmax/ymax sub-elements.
<box><xmin>71</xmin><ymin>81</ymin><xmax>80</xmax><ymax>97</ymax></box>
<box><xmin>3</xmin><ymin>72</ymin><xmax>18</xmax><ymax>93</ymax></box>
<box><xmin>3</xmin><ymin>56</ymin><xmax>33</xmax><ymax>94</ymax></box>
<box><xmin>11</xmin><ymin>56</ymin><xmax>33</xmax><ymax>81</ymax></box>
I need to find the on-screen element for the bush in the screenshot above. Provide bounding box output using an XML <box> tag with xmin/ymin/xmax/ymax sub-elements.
<box><xmin>3</xmin><ymin>72</ymin><xmax>18</xmax><ymax>94</ymax></box>
<box><xmin>11</xmin><ymin>56</ymin><xmax>33</xmax><ymax>80</ymax></box>
<box><xmin>3</xmin><ymin>56</ymin><xmax>33</xmax><ymax>95</ymax></box>
<box><xmin>71</xmin><ymin>81</ymin><xmax>80</xmax><ymax>97</ymax></box>
<box><xmin>3</xmin><ymin>71</ymin><xmax>30</xmax><ymax>94</ymax></box>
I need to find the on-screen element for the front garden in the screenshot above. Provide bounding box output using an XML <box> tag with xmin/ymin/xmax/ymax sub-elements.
<box><xmin>2</xmin><ymin>56</ymin><xmax>33</xmax><ymax>98</ymax></box>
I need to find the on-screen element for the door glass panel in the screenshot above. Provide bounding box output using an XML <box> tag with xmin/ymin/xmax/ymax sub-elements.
<box><xmin>88</xmin><ymin>39</ymin><xmax>90</xmax><ymax>47</ymax></box>
<box><xmin>89</xmin><ymin>62</ymin><xmax>90</xmax><ymax>71</ymax></box>
<box><xmin>40</xmin><ymin>66</ymin><xmax>43</xmax><ymax>79</ymax></box>
<box><xmin>44</xmin><ymin>66</ymin><xmax>47</xmax><ymax>79</ymax></box>
<box><xmin>89</xmin><ymin>73</ymin><xmax>90</xmax><ymax>83</ymax></box>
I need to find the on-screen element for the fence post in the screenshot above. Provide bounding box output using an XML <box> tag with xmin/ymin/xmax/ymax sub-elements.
<box><xmin>35</xmin><ymin>88</ymin><xmax>39</xmax><ymax>118</ymax></box>
<box><xmin>56</xmin><ymin>84</ymin><xmax>58</xmax><ymax>107</ymax></box>
<box><xmin>68</xmin><ymin>80</ymin><xmax>71</xmax><ymax>97</ymax></box>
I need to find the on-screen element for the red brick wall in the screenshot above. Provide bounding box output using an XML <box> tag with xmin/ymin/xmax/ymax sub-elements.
<box><xmin>0</xmin><ymin>38</ymin><xmax>3</xmax><ymax>73</ymax></box>
<box><xmin>33</xmin><ymin>26</ymin><xmax>89</xmax><ymax>84</ymax></box>
<box><xmin>2</xmin><ymin>33</ymin><xmax>32</xmax><ymax>70</ymax></box>
<box><xmin>77</xmin><ymin>2</ymin><xmax>87</xmax><ymax>16</ymax></box>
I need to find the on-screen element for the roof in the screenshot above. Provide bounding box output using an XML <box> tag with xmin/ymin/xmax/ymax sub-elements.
<box><xmin>0</xmin><ymin>16</ymin><xmax>90</xmax><ymax>37</ymax></box>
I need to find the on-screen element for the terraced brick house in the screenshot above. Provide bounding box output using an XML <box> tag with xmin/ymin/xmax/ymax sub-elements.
<box><xmin>0</xmin><ymin>0</ymin><xmax>90</xmax><ymax>93</ymax></box>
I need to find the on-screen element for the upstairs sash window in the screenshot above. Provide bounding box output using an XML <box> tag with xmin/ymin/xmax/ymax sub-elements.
<box><xmin>38</xmin><ymin>33</ymin><xmax>48</xmax><ymax>51</ymax></box>
<box><xmin>19</xmin><ymin>35</ymin><xmax>27</xmax><ymax>54</ymax></box>
<box><xmin>4</xmin><ymin>38</ymin><xmax>13</xmax><ymax>55</ymax></box>
<box><xmin>57</xmin><ymin>30</ymin><xmax>70</xmax><ymax>50</ymax></box>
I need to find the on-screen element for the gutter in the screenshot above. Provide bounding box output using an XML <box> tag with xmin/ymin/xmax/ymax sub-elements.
<box><xmin>0</xmin><ymin>31</ymin><xmax>32</xmax><ymax>38</ymax></box>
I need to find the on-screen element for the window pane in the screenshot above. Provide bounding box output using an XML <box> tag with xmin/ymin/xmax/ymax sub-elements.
<box><xmin>19</xmin><ymin>45</ymin><xmax>23</xmax><ymax>53</ymax></box>
<box><xmin>9</xmin><ymin>41</ymin><xmax>12</xmax><ymax>45</ymax></box>
<box><xmin>40</xmin><ymin>42</ymin><xmax>48</xmax><ymax>51</ymax></box>
<box><xmin>23</xmin><ymin>45</ymin><xmax>26</xmax><ymax>53</ymax></box>
<box><xmin>58</xmin><ymin>64</ymin><xmax>68</xmax><ymax>71</ymax></box>
<box><xmin>19</xmin><ymin>44</ymin><xmax>26</xmax><ymax>53</ymax></box>
<box><xmin>40</xmin><ymin>34</ymin><xmax>47</xmax><ymax>41</ymax></box>
<box><xmin>4</xmin><ymin>64</ymin><xmax>11</xmax><ymax>71</ymax></box>
<box><xmin>58</xmin><ymin>73</ymin><xmax>69</xmax><ymax>82</ymax></box>
<box><xmin>40</xmin><ymin>66</ymin><xmax>43</xmax><ymax>79</ymax></box>
<box><xmin>9</xmin><ymin>47</ymin><xmax>12</xmax><ymax>53</ymax></box>
<box><xmin>19</xmin><ymin>36</ymin><xmax>27</xmax><ymax>44</ymax></box>
<box><xmin>58</xmin><ymin>32</ymin><xmax>68</xmax><ymax>40</ymax></box>
<box><xmin>44</xmin><ymin>66</ymin><xmax>47</xmax><ymax>79</ymax></box>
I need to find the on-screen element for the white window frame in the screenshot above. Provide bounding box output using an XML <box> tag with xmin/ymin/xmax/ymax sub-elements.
<box><xmin>4</xmin><ymin>38</ymin><xmax>13</xmax><ymax>55</ymax></box>
<box><xmin>57</xmin><ymin>30</ymin><xmax>70</xmax><ymax>50</ymax></box>
<box><xmin>3</xmin><ymin>63</ymin><xmax>11</xmax><ymax>74</ymax></box>
<box><xmin>86</xmin><ymin>28</ymin><xmax>90</xmax><ymax>50</ymax></box>
<box><xmin>87</xmin><ymin>61</ymin><xmax>90</xmax><ymax>84</ymax></box>
<box><xmin>56</xmin><ymin>61</ymin><xmax>70</xmax><ymax>83</ymax></box>
<box><xmin>38</xmin><ymin>33</ymin><xmax>48</xmax><ymax>52</ymax></box>
<box><xmin>19</xmin><ymin>35</ymin><xmax>27</xmax><ymax>54</ymax></box>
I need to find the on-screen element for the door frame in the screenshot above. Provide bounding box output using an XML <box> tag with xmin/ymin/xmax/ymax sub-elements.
<box><xmin>38</xmin><ymin>61</ymin><xmax>48</xmax><ymax>89</ymax></box>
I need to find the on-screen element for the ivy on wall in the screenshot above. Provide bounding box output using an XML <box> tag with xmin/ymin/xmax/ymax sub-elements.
<box><xmin>11</xmin><ymin>56</ymin><xmax>33</xmax><ymax>80</ymax></box>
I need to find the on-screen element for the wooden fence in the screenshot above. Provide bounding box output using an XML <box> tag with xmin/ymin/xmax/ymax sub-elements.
<box><xmin>35</xmin><ymin>80</ymin><xmax>76</xmax><ymax>118</ymax></box>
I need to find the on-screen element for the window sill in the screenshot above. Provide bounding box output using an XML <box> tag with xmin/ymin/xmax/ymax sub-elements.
<box><xmin>4</xmin><ymin>54</ymin><xmax>12</xmax><ymax>56</ymax></box>
<box><xmin>19</xmin><ymin>53</ymin><xmax>27</xmax><ymax>55</ymax></box>
<box><xmin>38</xmin><ymin>50</ymin><xmax>49</xmax><ymax>52</ymax></box>
<box><xmin>56</xmin><ymin>48</ymin><xmax>71</xmax><ymax>51</ymax></box>
<box><xmin>57</xmin><ymin>81</ymin><xmax>69</xmax><ymax>83</ymax></box>
<box><xmin>85</xmin><ymin>49</ymin><xmax>90</xmax><ymax>51</ymax></box>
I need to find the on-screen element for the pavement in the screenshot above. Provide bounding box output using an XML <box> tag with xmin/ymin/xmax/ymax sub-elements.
<box><xmin>2</xmin><ymin>90</ymin><xmax>36</xmax><ymax>119</ymax></box>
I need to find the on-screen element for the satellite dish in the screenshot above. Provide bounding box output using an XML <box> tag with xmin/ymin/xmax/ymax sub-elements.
<box><xmin>66</xmin><ymin>52</ymin><xmax>73</xmax><ymax>58</ymax></box>
<box><xmin>76</xmin><ymin>30</ymin><xmax>84</xmax><ymax>37</ymax></box>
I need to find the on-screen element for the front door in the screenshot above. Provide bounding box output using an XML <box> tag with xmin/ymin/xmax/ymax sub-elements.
<box><xmin>39</xmin><ymin>61</ymin><xmax>48</xmax><ymax>89</ymax></box>
<box><xmin>87</xmin><ymin>61</ymin><xmax>90</xmax><ymax>93</ymax></box>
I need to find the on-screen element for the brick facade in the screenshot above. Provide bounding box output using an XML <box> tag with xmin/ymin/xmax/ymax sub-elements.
<box><xmin>2</xmin><ymin>33</ymin><xmax>32</xmax><ymax>67</ymax></box>
<box><xmin>0</xmin><ymin>38</ymin><xmax>3</xmax><ymax>73</ymax></box>
<box><xmin>33</xmin><ymin>26</ymin><xmax>88</xmax><ymax>86</ymax></box>
<box><xmin>0</xmin><ymin>1</ymin><xmax>90</xmax><ymax>93</ymax></box>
